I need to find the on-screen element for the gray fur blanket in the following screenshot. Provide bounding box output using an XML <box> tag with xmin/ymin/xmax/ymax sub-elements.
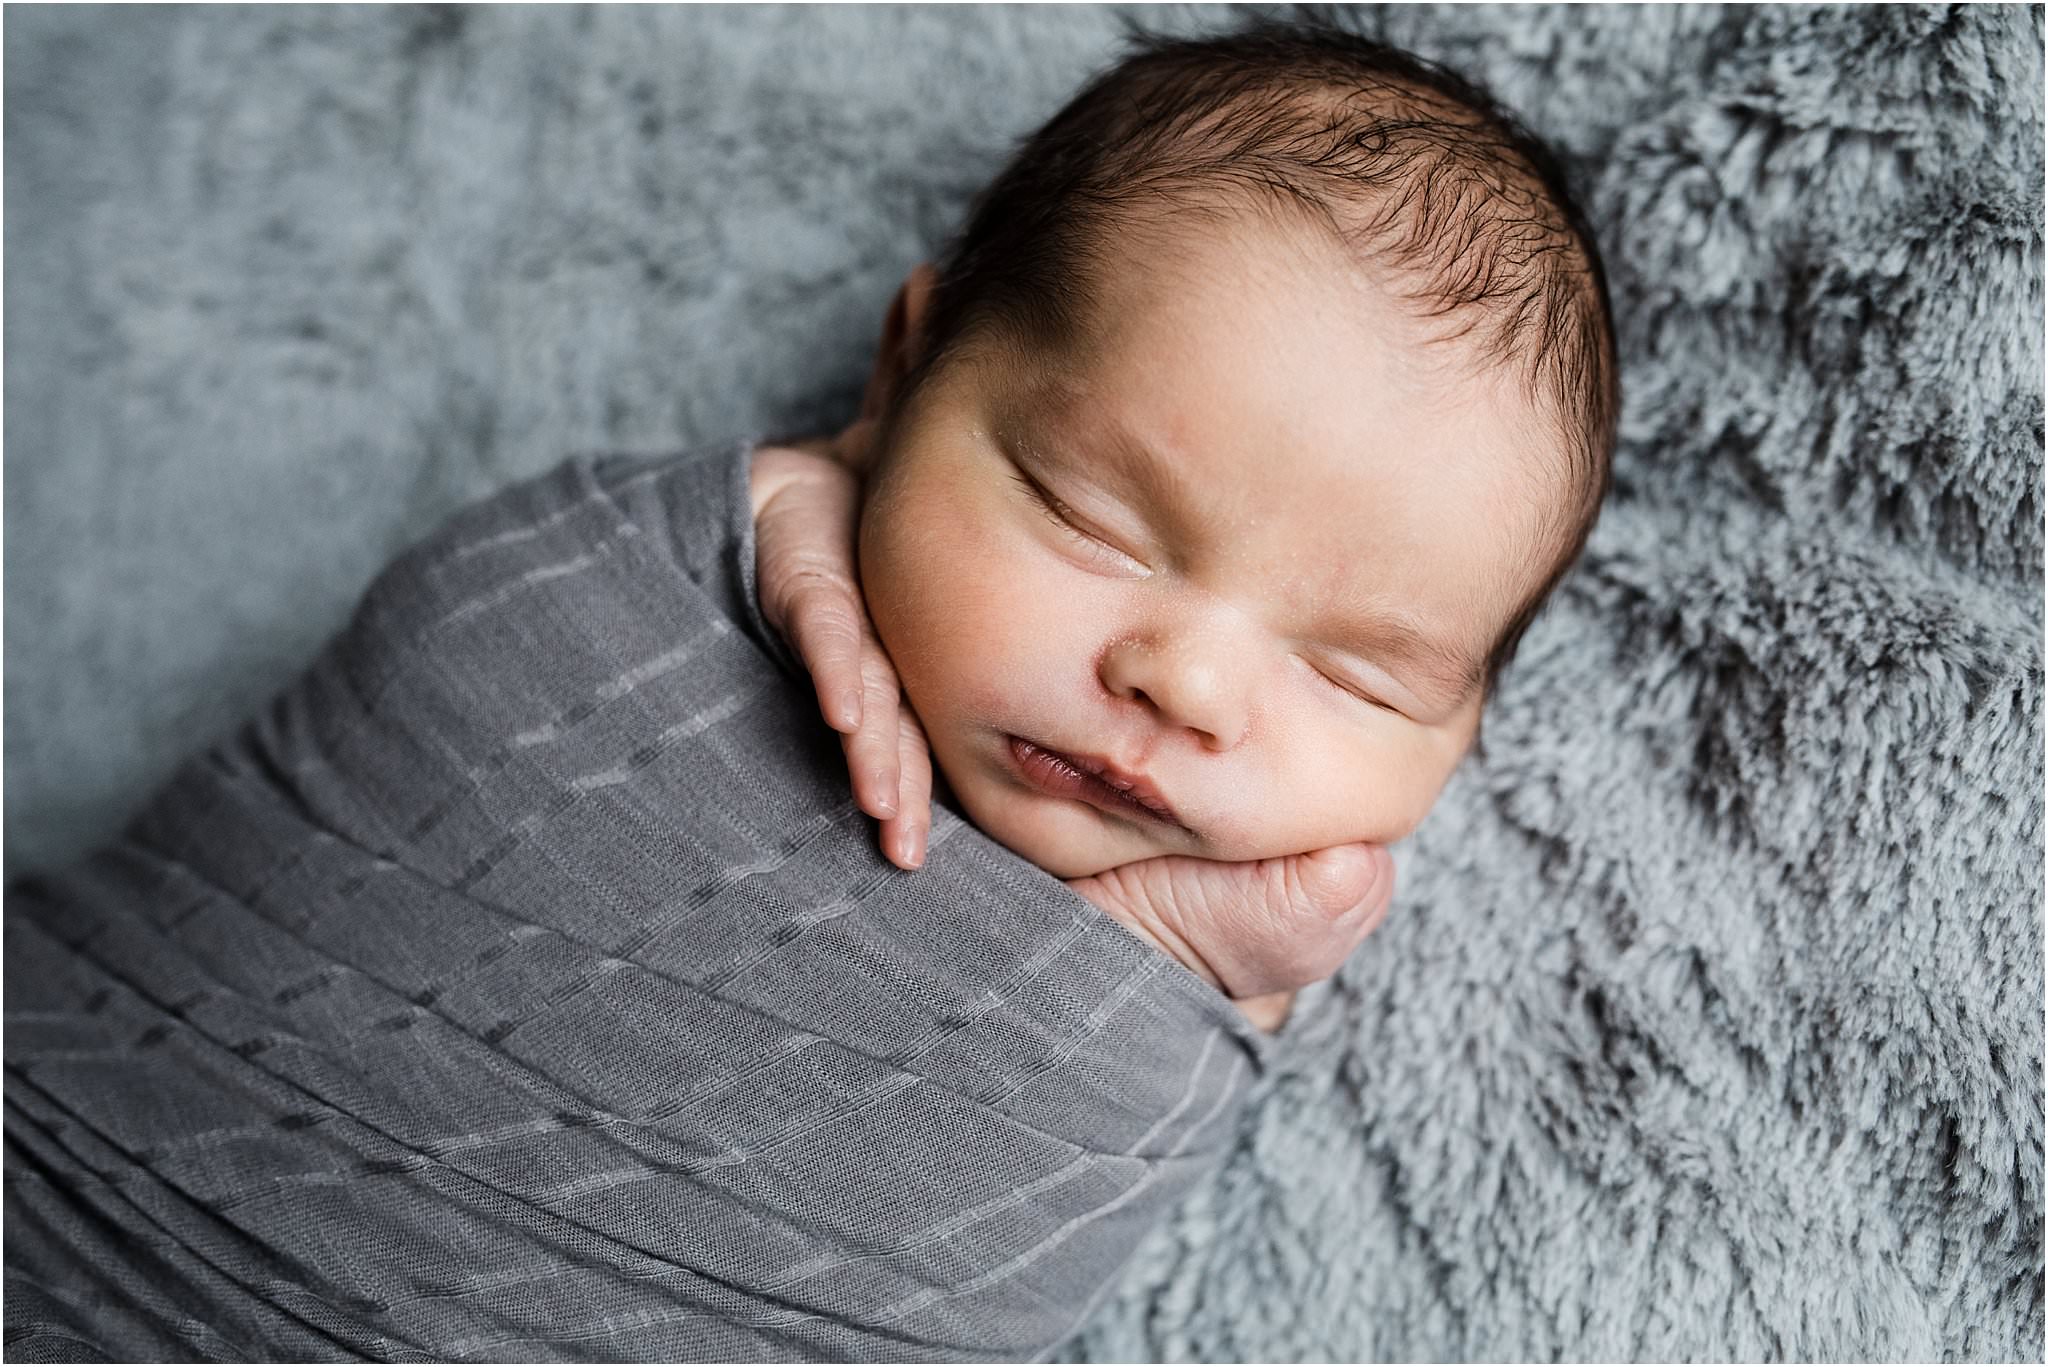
<box><xmin>6</xmin><ymin>4</ymin><xmax>2041</xmax><ymax>1360</ymax></box>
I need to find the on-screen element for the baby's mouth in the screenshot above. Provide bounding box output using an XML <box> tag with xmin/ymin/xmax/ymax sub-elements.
<box><xmin>1004</xmin><ymin>735</ymin><xmax>1190</xmax><ymax>833</ymax></box>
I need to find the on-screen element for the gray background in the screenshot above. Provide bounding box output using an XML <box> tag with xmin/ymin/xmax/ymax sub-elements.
<box><xmin>6</xmin><ymin>4</ymin><xmax>2042</xmax><ymax>1359</ymax></box>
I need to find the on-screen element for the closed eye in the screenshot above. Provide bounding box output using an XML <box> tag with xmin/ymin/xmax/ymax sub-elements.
<box><xmin>1010</xmin><ymin>469</ymin><xmax>1079</xmax><ymax>532</ymax></box>
<box><xmin>1008</xmin><ymin>470</ymin><xmax>1148</xmax><ymax>575</ymax></box>
<box><xmin>1308</xmin><ymin>659</ymin><xmax>1401</xmax><ymax>716</ymax></box>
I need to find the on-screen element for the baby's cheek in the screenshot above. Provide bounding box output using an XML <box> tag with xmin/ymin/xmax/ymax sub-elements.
<box><xmin>1246</xmin><ymin>714</ymin><xmax>1453</xmax><ymax>855</ymax></box>
<box><xmin>1379</xmin><ymin>751</ymin><xmax>1456</xmax><ymax>843</ymax></box>
<box><xmin>905</xmin><ymin>563</ymin><xmax>1043</xmax><ymax>711</ymax></box>
<box><xmin>925</xmin><ymin>556</ymin><xmax>1096</xmax><ymax>706</ymax></box>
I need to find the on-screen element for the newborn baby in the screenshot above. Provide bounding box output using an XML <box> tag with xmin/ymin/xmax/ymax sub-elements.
<box><xmin>4</xmin><ymin>19</ymin><xmax>1619</xmax><ymax>1361</ymax></box>
<box><xmin>752</xmin><ymin>21</ymin><xmax>1618</xmax><ymax>1011</ymax></box>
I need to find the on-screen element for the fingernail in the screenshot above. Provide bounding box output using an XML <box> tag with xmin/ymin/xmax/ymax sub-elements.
<box><xmin>872</xmin><ymin>783</ymin><xmax>898</xmax><ymax>818</ymax></box>
<box><xmin>837</xmin><ymin>692</ymin><xmax>863</xmax><ymax>730</ymax></box>
<box><xmin>906</xmin><ymin>828</ymin><xmax>925</xmax><ymax>868</ymax></box>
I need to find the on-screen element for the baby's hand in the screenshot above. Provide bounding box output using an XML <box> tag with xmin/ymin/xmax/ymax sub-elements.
<box><xmin>1068</xmin><ymin>843</ymin><xmax>1395</xmax><ymax>1034</ymax></box>
<box><xmin>752</xmin><ymin>440</ymin><xmax>932</xmax><ymax>870</ymax></box>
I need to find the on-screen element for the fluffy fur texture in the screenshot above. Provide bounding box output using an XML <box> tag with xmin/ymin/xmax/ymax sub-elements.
<box><xmin>7</xmin><ymin>4</ymin><xmax>2041</xmax><ymax>1359</ymax></box>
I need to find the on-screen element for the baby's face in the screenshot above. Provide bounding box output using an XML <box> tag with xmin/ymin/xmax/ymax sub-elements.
<box><xmin>858</xmin><ymin>211</ymin><xmax>1560</xmax><ymax>879</ymax></box>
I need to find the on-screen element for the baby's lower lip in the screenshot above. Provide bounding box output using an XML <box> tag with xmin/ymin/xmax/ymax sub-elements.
<box><xmin>1004</xmin><ymin>735</ymin><xmax>1182</xmax><ymax>831</ymax></box>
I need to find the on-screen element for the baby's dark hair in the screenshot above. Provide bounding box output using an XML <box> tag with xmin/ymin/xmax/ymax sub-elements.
<box><xmin>899</xmin><ymin>16</ymin><xmax>1619</xmax><ymax>696</ymax></box>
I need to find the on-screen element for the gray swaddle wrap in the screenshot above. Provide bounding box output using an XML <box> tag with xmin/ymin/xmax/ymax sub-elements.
<box><xmin>3</xmin><ymin>439</ymin><xmax>1283</xmax><ymax>1362</ymax></box>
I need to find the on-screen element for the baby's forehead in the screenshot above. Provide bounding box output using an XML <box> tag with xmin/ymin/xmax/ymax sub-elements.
<box><xmin>991</xmin><ymin>319</ymin><xmax>1551</xmax><ymax>506</ymax></box>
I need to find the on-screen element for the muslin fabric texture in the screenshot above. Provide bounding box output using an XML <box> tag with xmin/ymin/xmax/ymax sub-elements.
<box><xmin>5</xmin><ymin>440</ymin><xmax>1284</xmax><ymax>1361</ymax></box>
<box><xmin>6</xmin><ymin>5</ymin><xmax>2041</xmax><ymax>1360</ymax></box>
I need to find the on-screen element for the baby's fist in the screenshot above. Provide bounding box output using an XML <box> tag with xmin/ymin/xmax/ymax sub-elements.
<box><xmin>1066</xmin><ymin>843</ymin><xmax>1395</xmax><ymax>1032</ymax></box>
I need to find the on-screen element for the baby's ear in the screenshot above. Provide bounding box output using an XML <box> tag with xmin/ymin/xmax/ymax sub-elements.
<box><xmin>860</xmin><ymin>263</ymin><xmax>939</xmax><ymax>421</ymax></box>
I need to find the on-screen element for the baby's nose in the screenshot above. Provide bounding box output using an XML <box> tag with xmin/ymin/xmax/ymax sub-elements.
<box><xmin>1097</xmin><ymin>620</ymin><xmax>1253</xmax><ymax>751</ymax></box>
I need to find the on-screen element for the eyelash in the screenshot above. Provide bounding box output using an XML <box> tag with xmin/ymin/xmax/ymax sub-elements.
<box><xmin>1009</xmin><ymin>470</ymin><xmax>1142</xmax><ymax>571</ymax></box>
<box><xmin>1310</xmin><ymin>661</ymin><xmax>1397</xmax><ymax>715</ymax></box>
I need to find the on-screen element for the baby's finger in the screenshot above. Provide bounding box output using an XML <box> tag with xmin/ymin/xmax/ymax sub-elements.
<box><xmin>881</xmin><ymin>709</ymin><xmax>934</xmax><ymax>870</ymax></box>
<box><xmin>1236</xmin><ymin>989</ymin><xmax>1296</xmax><ymax>1035</ymax></box>
<box><xmin>781</xmin><ymin>576</ymin><xmax>867</xmax><ymax>734</ymax></box>
<box><xmin>841</xmin><ymin>657</ymin><xmax>903</xmax><ymax>820</ymax></box>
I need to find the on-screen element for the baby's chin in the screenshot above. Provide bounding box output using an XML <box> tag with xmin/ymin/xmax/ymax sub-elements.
<box><xmin>990</xmin><ymin>829</ymin><xmax>1137</xmax><ymax>882</ymax></box>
